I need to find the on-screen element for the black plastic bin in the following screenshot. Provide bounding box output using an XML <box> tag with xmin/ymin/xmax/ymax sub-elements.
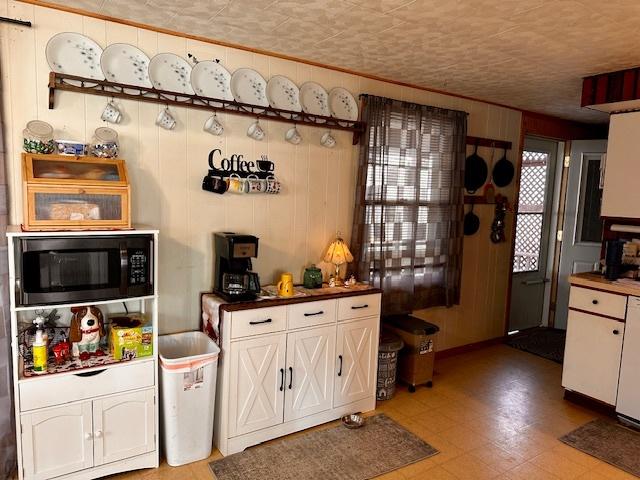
<box><xmin>383</xmin><ymin>314</ymin><xmax>440</xmax><ymax>393</ymax></box>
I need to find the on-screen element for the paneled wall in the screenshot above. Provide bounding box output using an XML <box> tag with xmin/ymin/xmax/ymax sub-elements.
<box><xmin>0</xmin><ymin>1</ymin><xmax>521</xmax><ymax>349</ymax></box>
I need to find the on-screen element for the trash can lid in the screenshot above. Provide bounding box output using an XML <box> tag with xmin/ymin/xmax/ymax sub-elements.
<box><xmin>379</xmin><ymin>329</ymin><xmax>404</xmax><ymax>352</ymax></box>
<box><xmin>383</xmin><ymin>314</ymin><xmax>440</xmax><ymax>335</ymax></box>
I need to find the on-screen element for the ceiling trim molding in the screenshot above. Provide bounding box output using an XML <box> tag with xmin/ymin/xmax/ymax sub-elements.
<box><xmin>15</xmin><ymin>0</ymin><xmax>606</xmax><ymax>127</ymax></box>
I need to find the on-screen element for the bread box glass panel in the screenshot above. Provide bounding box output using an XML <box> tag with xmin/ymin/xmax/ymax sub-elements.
<box><xmin>35</xmin><ymin>192</ymin><xmax>122</xmax><ymax>221</ymax></box>
<box><xmin>31</xmin><ymin>159</ymin><xmax>121</xmax><ymax>182</ymax></box>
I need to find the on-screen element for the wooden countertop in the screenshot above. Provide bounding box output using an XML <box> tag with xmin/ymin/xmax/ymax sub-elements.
<box><xmin>206</xmin><ymin>285</ymin><xmax>382</xmax><ymax>312</ymax></box>
<box><xmin>569</xmin><ymin>272</ymin><xmax>640</xmax><ymax>297</ymax></box>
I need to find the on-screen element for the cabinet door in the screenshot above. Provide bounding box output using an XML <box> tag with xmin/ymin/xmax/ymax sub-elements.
<box><xmin>21</xmin><ymin>402</ymin><xmax>93</xmax><ymax>480</ymax></box>
<box><xmin>228</xmin><ymin>333</ymin><xmax>286</xmax><ymax>437</ymax></box>
<box><xmin>562</xmin><ymin>309</ymin><xmax>625</xmax><ymax>405</ymax></box>
<box><xmin>93</xmin><ymin>389</ymin><xmax>155</xmax><ymax>466</ymax></box>
<box><xmin>284</xmin><ymin>325</ymin><xmax>336</xmax><ymax>422</ymax></box>
<box><xmin>334</xmin><ymin>317</ymin><xmax>378</xmax><ymax>408</ymax></box>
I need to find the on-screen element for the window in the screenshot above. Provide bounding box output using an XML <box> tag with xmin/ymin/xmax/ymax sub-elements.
<box><xmin>351</xmin><ymin>96</ymin><xmax>466</xmax><ymax>313</ymax></box>
<box><xmin>513</xmin><ymin>150</ymin><xmax>549</xmax><ymax>273</ymax></box>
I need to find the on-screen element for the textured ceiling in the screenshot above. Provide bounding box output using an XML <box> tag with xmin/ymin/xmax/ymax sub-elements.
<box><xmin>40</xmin><ymin>0</ymin><xmax>640</xmax><ymax>122</ymax></box>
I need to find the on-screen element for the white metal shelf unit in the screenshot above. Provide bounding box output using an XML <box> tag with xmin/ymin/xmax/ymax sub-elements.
<box><xmin>7</xmin><ymin>228</ymin><xmax>159</xmax><ymax>480</ymax></box>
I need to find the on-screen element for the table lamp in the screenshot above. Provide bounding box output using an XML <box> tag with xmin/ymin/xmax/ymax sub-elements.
<box><xmin>324</xmin><ymin>235</ymin><xmax>354</xmax><ymax>286</ymax></box>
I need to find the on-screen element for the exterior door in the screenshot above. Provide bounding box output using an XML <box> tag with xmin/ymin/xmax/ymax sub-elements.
<box><xmin>562</xmin><ymin>310</ymin><xmax>624</xmax><ymax>405</ymax></box>
<box><xmin>93</xmin><ymin>389</ymin><xmax>155</xmax><ymax>466</ymax></box>
<box><xmin>228</xmin><ymin>333</ymin><xmax>286</xmax><ymax>437</ymax></box>
<box><xmin>21</xmin><ymin>402</ymin><xmax>93</xmax><ymax>480</ymax></box>
<box><xmin>555</xmin><ymin>140</ymin><xmax>607</xmax><ymax>329</ymax></box>
<box><xmin>284</xmin><ymin>325</ymin><xmax>335</xmax><ymax>422</ymax></box>
<box><xmin>509</xmin><ymin>137</ymin><xmax>558</xmax><ymax>331</ymax></box>
<box><xmin>334</xmin><ymin>317</ymin><xmax>377</xmax><ymax>407</ymax></box>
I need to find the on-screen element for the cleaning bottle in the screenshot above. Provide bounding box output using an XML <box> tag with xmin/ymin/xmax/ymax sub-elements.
<box><xmin>32</xmin><ymin>326</ymin><xmax>47</xmax><ymax>374</ymax></box>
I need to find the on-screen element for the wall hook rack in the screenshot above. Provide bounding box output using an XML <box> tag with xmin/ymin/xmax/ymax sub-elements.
<box><xmin>48</xmin><ymin>72</ymin><xmax>367</xmax><ymax>144</ymax></box>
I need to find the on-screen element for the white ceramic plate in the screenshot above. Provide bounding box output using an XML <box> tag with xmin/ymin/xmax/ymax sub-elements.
<box><xmin>46</xmin><ymin>32</ymin><xmax>105</xmax><ymax>81</ymax></box>
<box><xmin>329</xmin><ymin>87</ymin><xmax>358</xmax><ymax>121</ymax></box>
<box><xmin>190</xmin><ymin>60</ymin><xmax>233</xmax><ymax>101</ymax></box>
<box><xmin>100</xmin><ymin>43</ymin><xmax>152</xmax><ymax>89</ymax></box>
<box><xmin>266</xmin><ymin>75</ymin><xmax>301</xmax><ymax>112</ymax></box>
<box><xmin>148</xmin><ymin>53</ymin><xmax>195</xmax><ymax>95</ymax></box>
<box><xmin>230</xmin><ymin>68</ymin><xmax>268</xmax><ymax>107</ymax></box>
<box><xmin>300</xmin><ymin>82</ymin><xmax>330</xmax><ymax>118</ymax></box>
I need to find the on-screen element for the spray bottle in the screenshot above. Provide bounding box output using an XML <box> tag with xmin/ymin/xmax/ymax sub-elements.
<box><xmin>32</xmin><ymin>315</ymin><xmax>48</xmax><ymax>373</ymax></box>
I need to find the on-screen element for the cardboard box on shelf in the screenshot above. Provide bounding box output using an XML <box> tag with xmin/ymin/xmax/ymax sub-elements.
<box><xmin>108</xmin><ymin>313</ymin><xmax>153</xmax><ymax>360</ymax></box>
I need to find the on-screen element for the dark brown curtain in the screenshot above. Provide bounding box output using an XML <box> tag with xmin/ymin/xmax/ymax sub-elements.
<box><xmin>350</xmin><ymin>95</ymin><xmax>467</xmax><ymax>315</ymax></box>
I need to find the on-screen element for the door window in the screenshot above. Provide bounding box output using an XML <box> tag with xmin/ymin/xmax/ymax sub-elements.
<box><xmin>576</xmin><ymin>154</ymin><xmax>604</xmax><ymax>243</ymax></box>
<box><xmin>513</xmin><ymin>150</ymin><xmax>549</xmax><ymax>273</ymax></box>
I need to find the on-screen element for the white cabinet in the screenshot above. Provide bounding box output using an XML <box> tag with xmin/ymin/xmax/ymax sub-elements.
<box><xmin>213</xmin><ymin>293</ymin><xmax>381</xmax><ymax>455</ymax></box>
<box><xmin>20</xmin><ymin>389</ymin><xmax>155</xmax><ymax>480</ymax></box>
<box><xmin>228</xmin><ymin>333</ymin><xmax>286</xmax><ymax>437</ymax></box>
<box><xmin>562</xmin><ymin>309</ymin><xmax>625</xmax><ymax>405</ymax></box>
<box><xmin>93</xmin><ymin>390</ymin><xmax>155</xmax><ymax>466</ymax></box>
<box><xmin>601</xmin><ymin>111</ymin><xmax>640</xmax><ymax>218</ymax></box>
<box><xmin>334</xmin><ymin>317</ymin><xmax>378</xmax><ymax>407</ymax></box>
<box><xmin>21</xmin><ymin>402</ymin><xmax>93</xmax><ymax>480</ymax></box>
<box><xmin>284</xmin><ymin>324</ymin><xmax>335</xmax><ymax>422</ymax></box>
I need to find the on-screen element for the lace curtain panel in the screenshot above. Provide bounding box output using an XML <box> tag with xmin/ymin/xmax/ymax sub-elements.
<box><xmin>350</xmin><ymin>95</ymin><xmax>467</xmax><ymax>314</ymax></box>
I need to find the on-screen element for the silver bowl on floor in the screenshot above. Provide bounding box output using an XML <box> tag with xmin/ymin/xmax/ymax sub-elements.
<box><xmin>341</xmin><ymin>414</ymin><xmax>365</xmax><ymax>429</ymax></box>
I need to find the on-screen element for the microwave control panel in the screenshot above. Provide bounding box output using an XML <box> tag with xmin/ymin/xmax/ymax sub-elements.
<box><xmin>128</xmin><ymin>249</ymin><xmax>148</xmax><ymax>285</ymax></box>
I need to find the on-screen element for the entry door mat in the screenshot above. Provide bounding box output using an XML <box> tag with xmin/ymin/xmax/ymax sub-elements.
<box><xmin>560</xmin><ymin>418</ymin><xmax>640</xmax><ymax>477</ymax></box>
<box><xmin>209</xmin><ymin>414</ymin><xmax>438</xmax><ymax>480</ymax></box>
<box><xmin>506</xmin><ymin>327</ymin><xmax>566</xmax><ymax>363</ymax></box>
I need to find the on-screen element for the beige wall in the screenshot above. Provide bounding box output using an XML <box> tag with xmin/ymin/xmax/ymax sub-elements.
<box><xmin>0</xmin><ymin>1</ymin><xmax>521</xmax><ymax>349</ymax></box>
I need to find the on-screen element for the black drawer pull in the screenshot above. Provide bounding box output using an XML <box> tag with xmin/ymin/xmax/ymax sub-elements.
<box><xmin>592</xmin><ymin>299</ymin><xmax>599</xmax><ymax>305</ymax></box>
<box><xmin>338</xmin><ymin>355</ymin><xmax>343</xmax><ymax>376</ymax></box>
<box><xmin>613</xmin><ymin>329</ymin><xmax>620</xmax><ymax>335</ymax></box>
<box><xmin>351</xmin><ymin>304</ymin><xmax>369</xmax><ymax>310</ymax></box>
<box><xmin>74</xmin><ymin>369</ymin><xmax>106</xmax><ymax>378</ymax></box>
<box><xmin>279</xmin><ymin>368</ymin><xmax>284</xmax><ymax>391</ymax></box>
<box><xmin>288</xmin><ymin>367</ymin><xmax>293</xmax><ymax>389</ymax></box>
<box><xmin>304</xmin><ymin>311</ymin><xmax>324</xmax><ymax>317</ymax></box>
<box><xmin>249</xmin><ymin>318</ymin><xmax>272</xmax><ymax>325</ymax></box>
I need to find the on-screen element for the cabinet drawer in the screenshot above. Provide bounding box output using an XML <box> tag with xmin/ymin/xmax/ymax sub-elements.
<box><xmin>230</xmin><ymin>306</ymin><xmax>287</xmax><ymax>339</ymax></box>
<box><xmin>337</xmin><ymin>294</ymin><xmax>381</xmax><ymax>321</ymax></box>
<box><xmin>569</xmin><ymin>286</ymin><xmax>627</xmax><ymax>319</ymax></box>
<box><xmin>19</xmin><ymin>359</ymin><xmax>155</xmax><ymax>411</ymax></box>
<box><xmin>288</xmin><ymin>300</ymin><xmax>337</xmax><ymax>329</ymax></box>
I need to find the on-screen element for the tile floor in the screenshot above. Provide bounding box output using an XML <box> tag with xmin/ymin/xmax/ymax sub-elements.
<box><xmin>113</xmin><ymin>344</ymin><xmax>635</xmax><ymax>480</ymax></box>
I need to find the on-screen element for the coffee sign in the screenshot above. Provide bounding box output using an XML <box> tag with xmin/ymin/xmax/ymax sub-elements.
<box><xmin>207</xmin><ymin>149</ymin><xmax>274</xmax><ymax>178</ymax></box>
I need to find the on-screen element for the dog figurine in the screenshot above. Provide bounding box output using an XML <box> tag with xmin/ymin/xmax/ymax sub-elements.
<box><xmin>69</xmin><ymin>306</ymin><xmax>105</xmax><ymax>360</ymax></box>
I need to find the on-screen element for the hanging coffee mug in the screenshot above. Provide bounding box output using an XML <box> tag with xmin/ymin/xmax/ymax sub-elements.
<box><xmin>202</xmin><ymin>175</ymin><xmax>228</xmax><ymax>194</ymax></box>
<box><xmin>320</xmin><ymin>131</ymin><xmax>336</xmax><ymax>148</ymax></box>
<box><xmin>246</xmin><ymin>174</ymin><xmax>266</xmax><ymax>194</ymax></box>
<box><xmin>285</xmin><ymin>126</ymin><xmax>302</xmax><ymax>145</ymax></box>
<box><xmin>156</xmin><ymin>107</ymin><xmax>176</xmax><ymax>130</ymax></box>
<box><xmin>101</xmin><ymin>100</ymin><xmax>122</xmax><ymax>124</ymax></box>
<box><xmin>277</xmin><ymin>272</ymin><xmax>294</xmax><ymax>297</ymax></box>
<box><xmin>247</xmin><ymin>120</ymin><xmax>265</xmax><ymax>141</ymax></box>
<box><xmin>227</xmin><ymin>173</ymin><xmax>246</xmax><ymax>193</ymax></box>
<box><xmin>203</xmin><ymin>113</ymin><xmax>224</xmax><ymax>135</ymax></box>
<box><xmin>265</xmin><ymin>175</ymin><xmax>281</xmax><ymax>194</ymax></box>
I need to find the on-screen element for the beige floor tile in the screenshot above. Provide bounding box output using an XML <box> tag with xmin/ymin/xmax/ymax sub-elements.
<box><xmin>591</xmin><ymin>462</ymin><xmax>638</xmax><ymax>479</ymax></box>
<box><xmin>470</xmin><ymin>442</ymin><xmax>527</xmax><ymax>474</ymax></box>
<box><xmin>398</xmin><ymin>457</ymin><xmax>438</xmax><ymax>478</ymax></box>
<box><xmin>416</xmin><ymin>465</ymin><xmax>459</xmax><ymax>479</ymax></box>
<box><xmin>440</xmin><ymin>452</ymin><xmax>501</xmax><ymax>479</ymax></box>
<box><xmin>577</xmin><ymin>472</ymin><xmax>613</xmax><ymax>480</ymax></box>
<box><xmin>508</xmin><ymin>461</ymin><xmax>562</xmax><ymax>479</ymax></box>
<box><xmin>551</xmin><ymin>443</ymin><xmax>602</xmax><ymax>470</ymax></box>
<box><xmin>530</xmin><ymin>450</ymin><xmax>590</xmax><ymax>479</ymax></box>
<box><xmin>437</xmin><ymin>424</ymin><xmax>491</xmax><ymax>452</ymax></box>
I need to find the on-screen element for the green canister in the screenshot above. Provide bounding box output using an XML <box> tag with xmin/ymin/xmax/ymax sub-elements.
<box><xmin>303</xmin><ymin>266</ymin><xmax>323</xmax><ymax>289</ymax></box>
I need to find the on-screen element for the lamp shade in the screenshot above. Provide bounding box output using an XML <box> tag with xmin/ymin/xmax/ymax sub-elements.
<box><xmin>324</xmin><ymin>237</ymin><xmax>354</xmax><ymax>266</ymax></box>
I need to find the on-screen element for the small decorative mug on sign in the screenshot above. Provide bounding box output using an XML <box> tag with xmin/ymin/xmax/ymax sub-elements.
<box><xmin>266</xmin><ymin>176</ymin><xmax>281</xmax><ymax>194</ymax></box>
<box><xmin>227</xmin><ymin>174</ymin><xmax>246</xmax><ymax>193</ymax></box>
<box><xmin>246</xmin><ymin>174</ymin><xmax>266</xmax><ymax>194</ymax></box>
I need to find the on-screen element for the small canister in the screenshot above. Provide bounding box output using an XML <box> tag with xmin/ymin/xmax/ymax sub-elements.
<box><xmin>303</xmin><ymin>266</ymin><xmax>323</xmax><ymax>288</ymax></box>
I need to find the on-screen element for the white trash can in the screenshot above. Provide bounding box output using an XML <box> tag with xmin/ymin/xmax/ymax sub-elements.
<box><xmin>159</xmin><ymin>331</ymin><xmax>220</xmax><ymax>467</ymax></box>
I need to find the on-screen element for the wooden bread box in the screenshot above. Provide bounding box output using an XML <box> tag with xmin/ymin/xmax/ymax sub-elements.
<box><xmin>22</xmin><ymin>153</ymin><xmax>131</xmax><ymax>230</ymax></box>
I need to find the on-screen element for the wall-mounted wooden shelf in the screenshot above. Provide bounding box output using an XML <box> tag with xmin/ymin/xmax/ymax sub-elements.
<box><xmin>48</xmin><ymin>72</ymin><xmax>367</xmax><ymax>145</ymax></box>
<box><xmin>466</xmin><ymin>135</ymin><xmax>512</xmax><ymax>150</ymax></box>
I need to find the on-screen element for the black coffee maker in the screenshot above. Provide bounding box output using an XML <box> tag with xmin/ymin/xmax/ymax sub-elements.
<box><xmin>214</xmin><ymin>232</ymin><xmax>261</xmax><ymax>302</ymax></box>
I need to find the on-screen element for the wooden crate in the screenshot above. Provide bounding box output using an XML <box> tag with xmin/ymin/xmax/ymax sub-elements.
<box><xmin>22</xmin><ymin>153</ymin><xmax>131</xmax><ymax>230</ymax></box>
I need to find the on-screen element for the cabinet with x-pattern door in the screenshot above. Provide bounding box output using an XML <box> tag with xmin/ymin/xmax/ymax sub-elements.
<box><xmin>213</xmin><ymin>291</ymin><xmax>381</xmax><ymax>456</ymax></box>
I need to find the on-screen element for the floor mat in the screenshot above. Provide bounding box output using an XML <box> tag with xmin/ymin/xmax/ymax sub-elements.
<box><xmin>209</xmin><ymin>414</ymin><xmax>438</xmax><ymax>480</ymax></box>
<box><xmin>560</xmin><ymin>418</ymin><xmax>640</xmax><ymax>477</ymax></box>
<box><xmin>506</xmin><ymin>327</ymin><xmax>566</xmax><ymax>363</ymax></box>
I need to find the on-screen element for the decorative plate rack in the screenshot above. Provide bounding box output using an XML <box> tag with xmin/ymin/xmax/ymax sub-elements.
<box><xmin>48</xmin><ymin>72</ymin><xmax>367</xmax><ymax>145</ymax></box>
